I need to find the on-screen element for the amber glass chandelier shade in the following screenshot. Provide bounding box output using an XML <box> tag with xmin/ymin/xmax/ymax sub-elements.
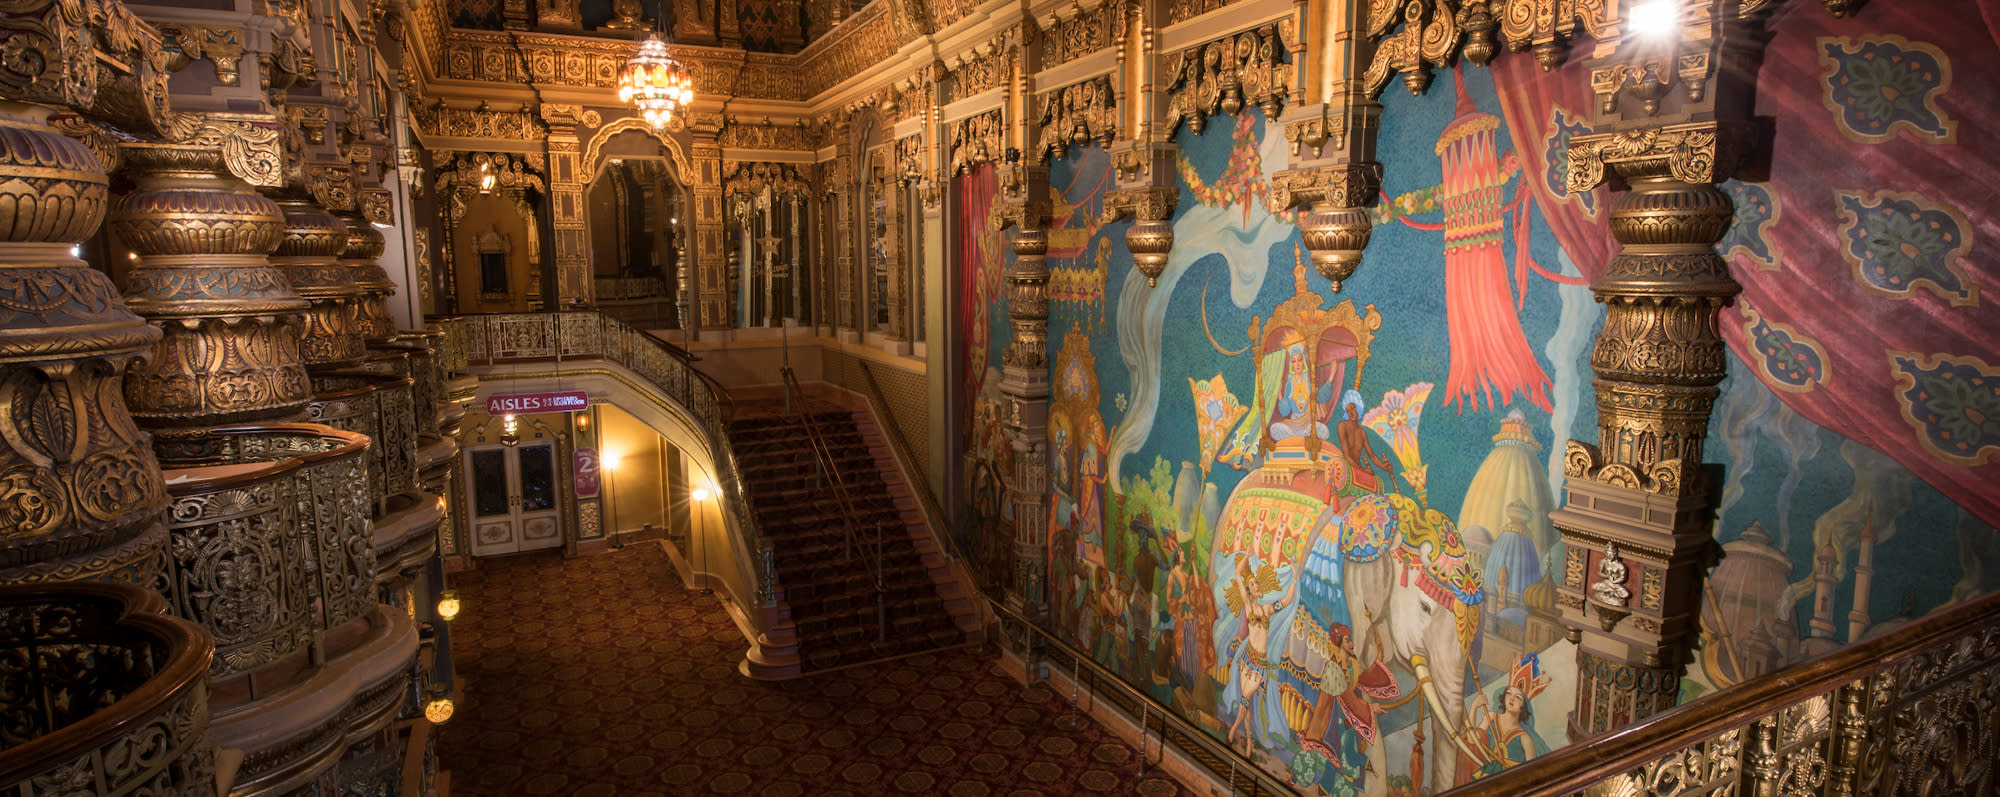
<box><xmin>617</xmin><ymin>35</ymin><xmax>695</xmax><ymax>130</ymax></box>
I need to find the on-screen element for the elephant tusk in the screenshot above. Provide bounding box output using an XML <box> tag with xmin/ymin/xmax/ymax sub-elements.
<box><xmin>1413</xmin><ymin>657</ymin><xmax>1483</xmax><ymax>763</ymax></box>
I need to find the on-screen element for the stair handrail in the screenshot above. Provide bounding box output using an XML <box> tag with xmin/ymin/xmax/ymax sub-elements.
<box><xmin>986</xmin><ymin>599</ymin><xmax>1297</xmax><ymax>797</ymax></box>
<box><xmin>455</xmin><ymin>311</ymin><xmax>767</xmax><ymax>606</ymax></box>
<box><xmin>778</xmin><ymin>366</ymin><xmax>870</xmax><ymax>573</ymax></box>
<box><xmin>1447</xmin><ymin>586</ymin><xmax>2000</xmax><ymax>796</ymax></box>
<box><xmin>853</xmin><ymin>359</ymin><xmax>962</xmax><ymax>567</ymax></box>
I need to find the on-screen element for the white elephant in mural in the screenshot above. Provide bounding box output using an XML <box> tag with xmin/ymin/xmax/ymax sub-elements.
<box><xmin>1332</xmin><ymin>492</ymin><xmax>1485</xmax><ymax>794</ymax></box>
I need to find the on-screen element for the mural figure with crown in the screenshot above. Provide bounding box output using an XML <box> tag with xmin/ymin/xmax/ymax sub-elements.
<box><xmin>1457</xmin><ymin>654</ymin><xmax>1551</xmax><ymax>779</ymax></box>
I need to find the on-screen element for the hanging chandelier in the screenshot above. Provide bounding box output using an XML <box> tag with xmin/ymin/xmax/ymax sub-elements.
<box><xmin>617</xmin><ymin>34</ymin><xmax>694</xmax><ymax>131</ymax></box>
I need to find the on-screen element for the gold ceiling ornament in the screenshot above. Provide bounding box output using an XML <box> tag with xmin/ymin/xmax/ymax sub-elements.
<box><xmin>1036</xmin><ymin>76</ymin><xmax>1116</xmax><ymax>162</ymax></box>
<box><xmin>1161</xmin><ymin>24</ymin><xmax>1295</xmax><ymax>135</ymax></box>
<box><xmin>1100</xmin><ymin>185</ymin><xmax>1180</xmax><ymax>287</ymax></box>
<box><xmin>618</xmin><ymin>33</ymin><xmax>696</xmax><ymax>132</ymax></box>
<box><xmin>1270</xmin><ymin>163</ymin><xmax>1383</xmax><ymax>291</ymax></box>
<box><xmin>112</xmin><ymin>142</ymin><xmax>313</xmax><ymax>431</ymax></box>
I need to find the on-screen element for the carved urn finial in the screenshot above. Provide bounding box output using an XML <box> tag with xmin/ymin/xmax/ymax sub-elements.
<box><xmin>1297</xmin><ymin>203</ymin><xmax>1372</xmax><ymax>291</ymax></box>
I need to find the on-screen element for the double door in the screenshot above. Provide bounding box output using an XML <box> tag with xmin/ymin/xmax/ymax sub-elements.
<box><xmin>466</xmin><ymin>442</ymin><xmax>563</xmax><ymax>556</ymax></box>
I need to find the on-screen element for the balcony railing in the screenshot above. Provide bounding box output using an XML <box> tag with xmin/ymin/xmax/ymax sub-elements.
<box><xmin>1448</xmin><ymin>587</ymin><xmax>2000</xmax><ymax>796</ymax></box>
<box><xmin>0</xmin><ymin>581</ymin><xmax>216</xmax><ymax>795</ymax></box>
<box><xmin>310</xmin><ymin>370</ymin><xmax>420</xmax><ymax>510</ymax></box>
<box><xmin>594</xmin><ymin>276</ymin><xmax>669</xmax><ymax>301</ymax></box>
<box><xmin>153</xmin><ymin>423</ymin><xmax>375</xmax><ymax>680</ymax></box>
<box><xmin>455</xmin><ymin>312</ymin><xmax>771</xmax><ymax>604</ymax></box>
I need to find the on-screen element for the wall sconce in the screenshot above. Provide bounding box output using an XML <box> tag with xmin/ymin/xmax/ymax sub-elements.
<box><xmin>437</xmin><ymin>591</ymin><xmax>461</xmax><ymax>622</ymax></box>
<box><xmin>424</xmin><ymin>693</ymin><xmax>455</xmax><ymax>724</ymax></box>
<box><xmin>499</xmin><ymin>412</ymin><xmax>520</xmax><ymax>446</ymax></box>
<box><xmin>478</xmin><ymin>161</ymin><xmax>496</xmax><ymax>195</ymax></box>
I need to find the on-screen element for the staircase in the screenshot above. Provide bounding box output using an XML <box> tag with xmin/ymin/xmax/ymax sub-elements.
<box><xmin>728</xmin><ymin>400</ymin><xmax>978</xmax><ymax>673</ymax></box>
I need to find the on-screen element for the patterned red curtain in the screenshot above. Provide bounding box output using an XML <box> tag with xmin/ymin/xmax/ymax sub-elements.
<box><xmin>1493</xmin><ymin>0</ymin><xmax>2000</xmax><ymax>527</ymax></box>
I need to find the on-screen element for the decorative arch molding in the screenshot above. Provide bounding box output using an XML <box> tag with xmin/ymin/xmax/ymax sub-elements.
<box><xmin>583</xmin><ymin>118</ymin><xmax>694</xmax><ymax>187</ymax></box>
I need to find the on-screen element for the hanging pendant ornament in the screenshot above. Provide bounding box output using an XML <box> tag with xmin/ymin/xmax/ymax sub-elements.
<box><xmin>617</xmin><ymin>34</ymin><xmax>695</xmax><ymax>131</ymax></box>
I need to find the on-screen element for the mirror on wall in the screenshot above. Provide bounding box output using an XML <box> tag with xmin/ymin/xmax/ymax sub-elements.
<box><xmin>586</xmin><ymin>158</ymin><xmax>683</xmax><ymax>329</ymax></box>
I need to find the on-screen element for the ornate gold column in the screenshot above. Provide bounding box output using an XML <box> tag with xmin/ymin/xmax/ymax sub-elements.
<box><xmin>341</xmin><ymin>212</ymin><xmax>399</xmax><ymax>344</ymax></box>
<box><xmin>0</xmin><ymin>104</ymin><xmax>170</xmax><ymax>586</ymax></box>
<box><xmin>542</xmin><ymin>104</ymin><xmax>591</xmax><ymax>307</ymax></box>
<box><xmin>1551</xmin><ymin>2</ymin><xmax>1761</xmax><ymax>740</ymax></box>
<box><xmin>269</xmin><ymin>191</ymin><xmax>368</xmax><ymax>370</ymax></box>
<box><xmin>992</xmin><ymin>166</ymin><xmax>1051</xmax><ymax>617</ymax></box>
<box><xmin>691</xmin><ymin>119</ymin><xmax>729</xmax><ymax>332</ymax></box>
<box><xmin>112</xmin><ymin>143</ymin><xmax>312</xmax><ymax>431</ymax></box>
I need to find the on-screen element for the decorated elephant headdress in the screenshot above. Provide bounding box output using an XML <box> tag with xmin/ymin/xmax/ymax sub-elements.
<box><xmin>1339</xmin><ymin>493</ymin><xmax>1485</xmax><ymax>653</ymax></box>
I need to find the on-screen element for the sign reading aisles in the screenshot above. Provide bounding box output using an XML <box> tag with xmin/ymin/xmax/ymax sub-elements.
<box><xmin>485</xmin><ymin>390</ymin><xmax>591</xmax><ymax>415</ymax></box>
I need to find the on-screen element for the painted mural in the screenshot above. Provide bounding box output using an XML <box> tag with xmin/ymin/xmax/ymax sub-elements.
<box><xmin>956</xmin><ymin>3</ymin><xmax>1999</xmax><ymax>794</ymax></box>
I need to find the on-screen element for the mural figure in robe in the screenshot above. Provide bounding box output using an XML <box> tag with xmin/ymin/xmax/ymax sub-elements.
<box><xmin>1458</xmin><ymin>654</ymin><xmax>1551</xmax><ymax>780</ymax></box>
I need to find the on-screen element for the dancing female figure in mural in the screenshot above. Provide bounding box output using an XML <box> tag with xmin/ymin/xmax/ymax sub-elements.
<box><xmin>1224</xmin><ymin>554</ymin><xmax>1295</xmax><ymax>757</ymax></box>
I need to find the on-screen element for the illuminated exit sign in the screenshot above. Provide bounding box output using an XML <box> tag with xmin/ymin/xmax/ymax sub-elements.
<box><xmin>486</xmin><ymin>390</ymin><xmax>590</xmax><ymax>415</ymax></box>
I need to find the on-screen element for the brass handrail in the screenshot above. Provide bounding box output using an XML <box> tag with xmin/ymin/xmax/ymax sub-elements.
<box><xmin>779</xmin><ymin>366</ymin><xmax>872</xmax><ymax>577</ymax></box>
<box><xmin>1447</xmin><ymin>587</ymin><xmax>2000</xmax><ymax>796</ymax></box>
<box><xmin>853</xmin><ymin>360</ymin><xmax>962</xmax><ymax>568</ymax></box>
<box><xmin>986</xmin><ymin>599</ymin><xmax>1298</xmax><ymax>797</ymax></box>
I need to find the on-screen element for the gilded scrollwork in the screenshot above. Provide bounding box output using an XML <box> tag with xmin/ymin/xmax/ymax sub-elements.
<box><xmin>1162</xmin><ymin>26</ymin><xmax>1291</xmax><ymax>135</ymax></box>
<box><xmin>950</xmin><ymin>110</ymin><xmax>1004</xmax><ymax>174</ymax></box>
<box><xmin>157</xmin><ymin>24</ymin><xmax>246</xmax><ymax>87</ymax></box>
<box><xmin>1043</xmin><ymin>1</ymin><xmax>1125</xmax><ymax>69</ymax></box>
<box><xmin>1036</xmin><ymin>76</ymin><xmax>1115</xmax><ymax>162</ymax></box>
<box><xmin>944</xmin><ymin>38</ymin><xmax>1012</xmax><ymax>104</ymax></box>
<box><xmin>304</xmin><ymin>164</ymin><xmax>358</xmax><ymax>213</ymax></box>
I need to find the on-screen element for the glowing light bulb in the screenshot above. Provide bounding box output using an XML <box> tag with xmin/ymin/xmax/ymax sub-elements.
<box><xmin>692</xmin><ymin>486</ymin><xmax>713</xmax><ymax>502</ymax></box>
<box><xmin>437</xmin><ymin>593</ymin><xmax>461</xmax><ymax>621</ymax></box>
<box><xmin>425</xmin><ymin>697</ymin><xmax>455</xmax><ymax>724</ymax></box>
<box><xmin>1626</xmin><ymin>0</ymin><xmax>1678</xmax><ymax>38</ymax></box>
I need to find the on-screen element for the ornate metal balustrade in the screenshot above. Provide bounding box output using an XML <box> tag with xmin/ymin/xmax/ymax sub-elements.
<box><xmin>0</xmin><ymin>582</ymin><xmax>216</xmax><ymax>796</ymax></box>
<box><xmin>152</xmin><ymin>423</ymin><xmax>374</xmax><ymax>680</ymax></box>
<box><xmin>1449</xmin><ymin>587</ymin><xmax>2000</xmax><ymax>796</ymax></box>
<box><xmin>309</xmin><ymin>371</ymin><xmax>421</xmax><ymax>510</ymax></box>
<box><xmin>456</xmin><ymin>312</ymin><xmax>772</xmax><ymax>604</ymax></box>
<box><xmin>594</xmin><ymin>276</ymin><xmax>670</xmax><ymax>301</ymax></box>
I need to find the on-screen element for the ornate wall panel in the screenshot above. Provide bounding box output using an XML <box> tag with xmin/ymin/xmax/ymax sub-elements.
<box><xmin>944</xmin><ymin>40</ymin><xmax>1013</xmax><ymax>104</ymax></box>
<box><xmin>1044</xmin><ymin>1</ymin><xmax>1125</xmax><ymax>68</ymax></box>
<box><xmin>949</xmin><ymin>110</ymin><xmax>1003</xmax><ymax>174</ymax></box>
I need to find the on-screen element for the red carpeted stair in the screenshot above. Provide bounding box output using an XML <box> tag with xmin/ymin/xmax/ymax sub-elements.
<box><xmin>728</xmin><ymin>404</ymin><xmax>977</xmax><ymax>673</ymax></box>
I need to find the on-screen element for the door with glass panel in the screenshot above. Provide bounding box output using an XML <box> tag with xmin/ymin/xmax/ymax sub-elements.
<box><xmin>465</xmin><ymin>442</ymin><xmax>563</xmax><ymax>556</ymax></box>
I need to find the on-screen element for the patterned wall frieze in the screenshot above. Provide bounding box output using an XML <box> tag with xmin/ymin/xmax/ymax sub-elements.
<box><xmin>943</xmin><ymin>36</ymin><xmax>1013</xmax><ymax>104</ymax></box>
<box><xmin>719</xmin><ymin>120</ymin><xmax>819</xmax><ymax>150</ymax></box>
<box><xmin>413</xmin><ymin>104</ymin><xmax>546</xmax><ymax>140</ymax></box>
<box><xmin>795</xmin><ymin>3</ymin><xmax>899</xmax><ymax>99</ymax></box>
<box><xmin>437</xmin><ymin>32</ymin><xmax>751</xmax><ymax>98</ymax></box>
<box><xmin>156</xmin><ymin>24</ymin><xmax>246</xmax><ymax>87</ymax></box>
<box><xmin>929</xmin><ymin>0</ymin><xmax>984</xmax><ymax>32</ymax></box>
<box><xmin>722</xmin><ymin>161</ymin><xmax>812</xmax><ymax>197</ymax></box>
<box><xmin>1165</xmin><ymin>0</ymin><xmax>1254</xmax><ymax>26</ymax></box>
<box><xmin>435</xmin><ymin>151</ymin><xmax>549</xmax><ymax>197</ymax></box>
<box><xmin>949</xmin><ymin>109</ymin><xmax>1003</xmax><ymax>174</ymax></box>
<box><xmin>739</xmin><ymin>54</ymin><xmax>811</xmax><ymax>101</ymax></box>
<box><xmin>1163</xmin><ymin>23</ymin><xmax>1293</xmax><ymax>135</ymax></box>
<box><xmin>887</xmin><ymin>0</ymin><xmax>935</xmax><ymax>46</ymax></box>
<box><xmin>1042</xmin><ymin>0</ymin><xmax>1125</xmax><ymax>69</ymax></box>
<box><xmin>1036</xmin><ymin>75</ymin><xmax>1114</xmax><ymax>162</ymax></box>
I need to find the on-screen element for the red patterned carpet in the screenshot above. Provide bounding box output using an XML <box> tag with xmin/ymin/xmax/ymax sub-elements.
<box><xmin>439</xmin><ymin>544</ymin><xmax>1186</xmax><ymax>796</ymax></box>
